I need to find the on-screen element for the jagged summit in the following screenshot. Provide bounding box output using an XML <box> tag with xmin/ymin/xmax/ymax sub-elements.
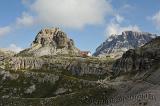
<box><xmin>93</xmin><ymin>31</ymin><xmax>156</xmax><ymax>58</ymax></box>
<box><xmin>32</xmin><ymin>27</ymin><xmax>75</xmax><ymax>49</ymax></box>
<box><xmin>19</xmin><ymin>27</ymin><xmax>80</xmax><ymax>57</ymax></box>
<box><xmin>122</xmin><ymin>31</ymin><xmax>155</xmax><ymax>36</ymax></box>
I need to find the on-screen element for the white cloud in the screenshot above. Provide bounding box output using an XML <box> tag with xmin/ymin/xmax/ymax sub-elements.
<box><xmin>22</xmin><ymin>0</ymin><xmax>28</xmax><ymax>5</ymax></box>
<box><xmin>30</xmin><ymin>0</ymin><xmax>113</xmax><ymax>28</ymax></box>
<box><xmin>114</xmin><ymin>14</ymin><xmax>124</xmax><ymax>23</ymax></box>
<box><xmin>106</xmin><ymin>23</ymin><xmax>140</xmax><ymax>36</ymax></box>
<box><xmin>0</xmin><ymin>26</ymin><xmax>11</xmax><ymax>36</ymax></box>
<box><xmin>106</xmin><ymin>15</ymin><xmax>140</xmax><ymax>36</ymax></box>
<box><xmin>122</xmin><ymin>4</ymin><xmax>133</xmax><ymax>10</ymax></box>
<box><xmin>152</xmin><ymin>11</ymin><xmax>160</xmax><ymax>29</ymax></box>
<box><xmin>21</xmin><ymin>0</ymin><xmax>31</xmax><ymax>5</ymax></box>
<box><xmin>7</xmin><ymin>44</ymin><xmax>23</xmax><ymax>53</ymax></box>
<box><xmin>16</xmin><ymin>12</ymin><xmax>34</xmax><ymax>27</ymax></box>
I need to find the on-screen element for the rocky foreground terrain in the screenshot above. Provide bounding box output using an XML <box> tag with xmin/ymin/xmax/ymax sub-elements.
<box><xmin>0</xmin><ymin>28</ymin><xmax>160</xmax><ymax>106</ymax></box>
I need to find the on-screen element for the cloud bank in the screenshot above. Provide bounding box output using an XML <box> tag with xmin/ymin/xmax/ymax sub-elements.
<box><xmin>7</xmin><ymin>44</ymin><xmax>23</xmax><ymax>53</ymax></box>
<box><xmin>0</xmin><ymin>26</ymin><xmax>11</xmax><ymax>36</ymax></box>
<box><xmin>106</xmin><ymin>14</ymin><xmax>140</xmax><ymax>36</ymax></box>
<box><xmin>152</xmin><ymin>10</ymin><xmax>160</xmax><ymax>29</ymax></box>
<box><xmin>29</xmin><ymin>0</ymin><xmax>113</xmax><ymax>28</ymax></box>
<box><xmin>16</xmin><ymin>12</ymin><xmax>34</xmax><ymax>27</ymax></box>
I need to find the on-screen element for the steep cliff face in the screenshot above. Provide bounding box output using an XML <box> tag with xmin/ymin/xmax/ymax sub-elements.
<box><xmin>112</xmin><ymin>37</ymin><xmax>160</xmax><ymax>77</ymax></box>
<box><xmin>8</xmin><ymin>56</ymin><xmax>113</xmax><ymax>76</ymax></box>
<box><xmin>94</xmin><ymin>31</ymin><xmax>156</xmax><ymax>58</ymax></box>
<box><xmin>19</xmin><ymin>28</ymin><xmax>80</xmax><ymax>57</ymax></box>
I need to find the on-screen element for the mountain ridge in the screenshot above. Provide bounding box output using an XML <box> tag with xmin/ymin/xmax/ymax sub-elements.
<box><xmin>93</xmin><ymin>31</ymin><xmax>156</xmax><ymax>58</ymax></box>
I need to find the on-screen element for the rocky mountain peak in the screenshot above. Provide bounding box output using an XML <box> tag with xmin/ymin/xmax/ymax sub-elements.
<box><xmin>122</xmin><ymin>31</ymin><xmax>156</xmax><ymax>37</ymax></box>
<box><xmin>122</xmin><ymin>31</ymin><xmax>144</xmax><ymax>36</ymax></box>
<box><xmin>19</xmin><ymin>27</ymin><xmax>80</xmax><ymax>57</ymax></box>
<box><xmin>93</xmin><ymin>31</ymin><xmax>156</xmax><ymax>58</ymax></box>
<box><xmin>32</xmin><ymin>27</ymin><xmax>74</xmax><ymax>49</ymax></box>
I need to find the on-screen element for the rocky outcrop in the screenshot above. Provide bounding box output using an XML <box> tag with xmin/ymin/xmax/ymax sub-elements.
<box><xmin>8</xmin><ymin>56</ymin><xmax>113</xmax><ymax>76</ymax></box>
<box><xmin>0</xmin><ymin>49</ymin><xmax>15</xmax><ymax>69</ymax></box>
<box><xmin>112</xmin><ymin>37</ymin><xmax>160</xmax><ymax>76</ymax></box>
<box><xmin>0</xmin><ymin>49</ymin><xmax>15</xmax><ymax>58</ymax></box>
<box><xmin>18</xmin><ymin>28</ymin><xmax>80</xmax><ymax>57</ymax></box>
<box><xmin>9</xmin><ymin>57</ymin><xmax>44</xmax><ymax>70</ymax></box>
<box><xmin>93</xmin><ymin>31</ymin><xmax>156</xmax><ymax>58</ymax></box>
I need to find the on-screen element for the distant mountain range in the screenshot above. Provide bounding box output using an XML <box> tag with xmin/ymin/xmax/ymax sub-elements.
<box><xmin>93</xmin><ymin>31</ymin><xmax>157</xmax><ymax>58</ymax></box>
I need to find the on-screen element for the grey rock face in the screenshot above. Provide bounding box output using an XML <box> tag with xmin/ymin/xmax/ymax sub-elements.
<box><xmin>93</xmin><ymin>31</ymin><xmax>156</xmax><ymax>58</ymax></box>
<box><xmin>0</xmin><ymin>49</ymin><xmax>15</xmax><ymax>58</ymax></box>
<box><xmin>112</xmin><ymin>36</ymin><xmax>160</xmax><ymax>76</ymax></box>
<box><xmin>19</xmin><ymin>28</ymin><xmax>80</xmax><ymax>57</ymax></box>
<box><xmin>0</xmin><ymin>49</ymin><xmax>15</xmax><ymax>69</ymax></box>
<box><xmin>9</xmin><ymin>56</ymin><xmax>113</xmax><ymax>76</ymax></box>
<box><xmin>9</xmin><ymin>57</ymin><xmax>45</xmax><ymax>70</ymax></box>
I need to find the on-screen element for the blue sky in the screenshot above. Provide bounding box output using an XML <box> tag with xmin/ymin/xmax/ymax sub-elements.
<box><xmin>0</xmin><ymin>0</ymin><xmax>160</xmax><ymax>53</ymax></box>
